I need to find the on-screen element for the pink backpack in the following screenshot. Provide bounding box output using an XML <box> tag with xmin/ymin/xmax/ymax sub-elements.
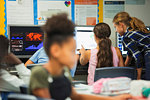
<box><xmin>93</xmin><ymin>77</ymin><xmax>131</xmax><ymax>94</ymax></box>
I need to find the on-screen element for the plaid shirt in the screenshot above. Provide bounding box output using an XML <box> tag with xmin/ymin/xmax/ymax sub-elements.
<box><xmin>123</xmin><ymin>28</ymin><xmax>150</xmax><ymax>68</ymax></box>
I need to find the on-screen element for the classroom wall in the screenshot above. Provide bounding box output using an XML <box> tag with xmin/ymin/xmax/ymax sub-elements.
<box><xmin>0</xmin><ymin>0</ymin><xmax>5</xmax><ymax>36</ymax></box>
<box><xmin>104</xmin><ymin>0</ymin><xmax>150</xmax><ymax>47</ymax></box>
<box><xmin>4</xmin><ymin>0</ymin><xmax>150</xmax><ymax>46</ymax></box>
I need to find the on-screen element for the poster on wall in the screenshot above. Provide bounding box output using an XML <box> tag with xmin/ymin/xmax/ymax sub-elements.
<box><xmin>126</xmin><ymin>0</ymin><xmax>145</xmax><ymax>5</ymax></box>
<box><xmin>104</xmin><ymin>1</ymin><xmax>125</xmax><ymax>19</ymax></box>
<box><xmin>37</xmin><ymin>0</ymin><xmax>72</xmax><ymax>25</ymax></box>
<box><xmin>7</xmin><ymin>0</ymin><xmax>34</xmax><ymax>25</ymax></box>
<box><xmin>75</xmin><ymin>0</ymin><xmax>98</xmax><ymax>26</ymax></box>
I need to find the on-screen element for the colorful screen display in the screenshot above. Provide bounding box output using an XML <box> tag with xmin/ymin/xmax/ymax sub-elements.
<box><xmin>9</xmin><ymin>26</ymin><xmax>43</xmax><ymax>57</ymax></box>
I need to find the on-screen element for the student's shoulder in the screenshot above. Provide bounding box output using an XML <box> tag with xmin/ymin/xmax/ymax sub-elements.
<box><xmin>31</xmin><ymin>66</ymin><xmax>47</xmax><ymax>77</ymax></box>
<box><xmin>114</xmin><ymin>47</ymin><xmax>120</xmax><ymax>52</ymax></box>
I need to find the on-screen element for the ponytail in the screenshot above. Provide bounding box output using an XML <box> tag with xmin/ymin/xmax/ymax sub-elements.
<box><xmin>129</xmin><ymin>17</ymin><xmax>150</xmax><ymax>33</ymax></box>
<box><xmin>96</xmin><ymin>38</ymin><xmax>113</xmax><ymax>68</ymax></box>
<box><xmin>113</xmin><ymin>12</ymin><xmax>150</xmax><ymax>33</ymax></box>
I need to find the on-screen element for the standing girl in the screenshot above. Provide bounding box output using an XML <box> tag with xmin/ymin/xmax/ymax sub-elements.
<box><xmin>113</xmin><ymin>12</ymin><xmax>150</xmax><ymax>80</ymax></box>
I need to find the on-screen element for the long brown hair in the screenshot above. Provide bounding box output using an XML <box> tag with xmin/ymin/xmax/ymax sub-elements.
<box><xmin>113</xmin><ymin>12</ymin><xmax>150</xmax><ymax>33</ymax></box>
<box><xmin>94</xmin><ymin>23</ymin><xmax>113</xmax><ymax>68</ymax></box>
<box><xmin>0</xmin><ymin>35</ymin><xmax>9</xmax><ymax>69</ymax></box>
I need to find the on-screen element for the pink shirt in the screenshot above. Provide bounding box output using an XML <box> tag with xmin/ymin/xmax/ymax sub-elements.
<box><xmin>88</xmin><ymin>47</ymin><xmax>119</xmax><ymax>85</ymax></box>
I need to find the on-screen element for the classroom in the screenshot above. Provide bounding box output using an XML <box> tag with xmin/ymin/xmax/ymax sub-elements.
<box><xmin>0</xmin><ymin>0</ymin><xmax>150</xmax><ymax>100</ymax></box>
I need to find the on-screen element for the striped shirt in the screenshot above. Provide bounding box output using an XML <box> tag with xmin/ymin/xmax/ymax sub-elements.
<box><xmin>123</xmin><ymin>28</ymin><xmax>150</xmax><ymax>68</ymax></box>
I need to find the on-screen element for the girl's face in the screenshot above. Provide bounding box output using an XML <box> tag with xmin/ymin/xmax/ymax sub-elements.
<box><xmin>50</xmin><ymin>37</ymin><xmax>77</xmax><ymax>69</ymax></box>
<box><xmin>113</xmin><ymin>22</ymin><xmax>125</xmax><ymax>36</ymax></box>
<box><xmin>59</xmin><ymin>38</ymin><xmax>77</xmax><ymax>69</ymax></box>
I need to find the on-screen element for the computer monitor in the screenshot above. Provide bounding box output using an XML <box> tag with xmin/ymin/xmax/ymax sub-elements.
<box><xmin>146</xmin><ymin>26</ymin><xmax>150</xmax><ymax>31</ymax></box>
<box><xmin>117</xmin><ymin>26</ymin><xmax>150</xmax><ymax>55</ymax></box>
<box><xmin>75</xmin><ymin>26</ymin><xmax>97</xmax><ymax>50</ymax></box>
<box><xmin>116</xmin><ymin>34</ymin><xmax>127</xmax><ymax>55</ymax></box>
<box><xmin>8</xmin><ymin>25</ymin><xmax>44</xmax><ymax>58</ymax></box>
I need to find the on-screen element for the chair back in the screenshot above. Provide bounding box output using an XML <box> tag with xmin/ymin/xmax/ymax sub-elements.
<box><xmin>27</xmin><ymin>63</ymin><xmax>44</xmax><ymax>69</ymax></box>
<box><xmin>20</xmin><ymin>85</ymin><xmax>28</xmax><ymax>94</ymax></box>
<box><xmin>8</xmin><ymin>93</ymin><xmax>52</xmax><ymax>100</ymax></box>
<box><xmin>1</xmin><ymin>91</ymin><xmax>14</xmax><ymax>100</ymax></box>
<box><xmin>94</xmin><ymin>67</ymin><xmax>137</xmax><ymax>82</ymax></box>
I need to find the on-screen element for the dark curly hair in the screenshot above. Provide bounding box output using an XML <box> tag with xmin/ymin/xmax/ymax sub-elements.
<box><xmin>42</xmin><ymin>13</ymin><xmax>75</xmax><ymax>57</ymax></box>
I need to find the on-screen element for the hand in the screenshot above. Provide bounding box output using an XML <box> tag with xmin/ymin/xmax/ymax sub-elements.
<box><xmin>137</xmin><ymin>68</ymin><xmax>142</xmax><ymax>80</ymax></box>
<box><xmin>111</xmin><ymin>94</ymin><xmax>133</xmax><ymax>100</ymax></box>
<box><xmin>79</xmin><ymin>45</ymin><xmax>85</xmax><ymax>55</ymax></box>
<box><xmin>76</xmin><ymin>54</ymin><xmax>79</xmax><ymax>61</ymax></box>
<box><xmin>3</xmin><ymin>53</ymin><xmax>22</xmax><ymax>65</ymax></box>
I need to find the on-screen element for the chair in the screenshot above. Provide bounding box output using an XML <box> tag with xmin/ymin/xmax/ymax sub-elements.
<box><xmin>72</xmin><ymin>80</ymin><xmax>87</xmax><ymax>86</ymax></box>
<box><xmin>20</xmin><ymin>85</ymin><xmax>28</xmax><ymax>94</ymax></box>
<box><xmin>27</xmin><ymin>63</ymin><xmax>44</xmax><ymax>69</ymax></box>
<box><xmin>8</xmin><ymin>93</ymin><xmax>52</xmax><ymax>100</ymax></box>
<box><xmin>94</xmin><ymin>67</ymin><xmax>137</xmax><ymax>82</ymax></box>
<box><xmin>1</xmin><ymin>91</ymin><xmax>14</xmax><ymax>100</ymax></box>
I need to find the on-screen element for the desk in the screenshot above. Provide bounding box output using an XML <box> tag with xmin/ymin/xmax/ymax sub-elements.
<box><xmin>75</xmin><ymin>84</ymin><xmax>94</xmax><ymax>95</ymax></box>
<box><xmin>9</xmin><ymin>70</ymin><xmax>18</xmax><ymax>75</ymax></box>
<box><xmin>75</xmin><ymin>84</ymin><xmax>130</xmax><ymax>96</ymax></box>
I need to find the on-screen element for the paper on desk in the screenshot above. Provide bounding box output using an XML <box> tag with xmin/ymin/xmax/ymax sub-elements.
<box><xmin>75</xmin><ymin>84</ymin><xmax>93</xmax><ymax>95</ymax></box>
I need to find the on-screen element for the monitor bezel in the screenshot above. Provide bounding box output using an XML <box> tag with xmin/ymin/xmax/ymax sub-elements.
<box><xmin>75</xmin><ymin>25</ymin><xmax>96</xmax><ymax>50</ymax></box>
<box><xmin>8</xmin><ymin>25</ymin><xmax>43</xmax><ymax>58</ymax></box>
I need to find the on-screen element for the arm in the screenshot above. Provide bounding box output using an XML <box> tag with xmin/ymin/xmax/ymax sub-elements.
<box><xmin>4</xmin><ymin>53</ymin><xmax>31</xmax><ymax>84</ymax></box>
<box><xmin>115</xmin><ymin>47</ymin><xmax>125</xmax><ymax>66</ymax></box>
<box><xmin>123</xmin><ymin>37</ymin><xmax>144</xmax><ymax>79</ymax></box>
<box><xmin>25</xmin><ymin>60</ymin><xmax>35</xmax><ymax>67</ymax></box>
<box><xmin>25</xmin><ymin>48</ymin><xmax>43</xmax><ymax>67</ymax></box>
<box><xmin>125</xmin><ymin>55</ymin><xmax>132</xmax><ymax>67</ymax></box>
<box><xmin>0</xmin><ymin>70</ymin><xmax>25</xmax><ymax>92</ymax></box>
<box><xmin>137</xmin><ymin>68</ymin><xmax>142</xmax><ymax>80</ymax></box>
<box><xmin>70</xmin><ymin>87</ymin><xmax>132</xmax><ymax>100</ymax></box>
<box><xmin>32</xmin><ymin>88</ymin><xmax>51</xmax><ymax>99</ymax></box>
<box><xmin>0</xmin><ymin>53</ymin><xmax>30</xmax><ymax>92</ymax></box>
<box><xmin>79</xmin><ymin>46</ymin><xmax>90</xmax><ymax>65</ymax></box>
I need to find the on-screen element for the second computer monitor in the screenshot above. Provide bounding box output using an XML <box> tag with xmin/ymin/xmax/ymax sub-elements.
<box><xmin>75</xmin><ymin>26</ymin><xmax>97</xmax><ymax>50</ymax></box>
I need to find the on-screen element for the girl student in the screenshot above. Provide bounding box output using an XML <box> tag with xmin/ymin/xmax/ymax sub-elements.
<box><xmin>0</xmin><ymin>35</ymin><xmax>31</xmax><ymax>92</ymax></box>
<box><xmin>79</xmin><ymin>23</ymin><xmax>124</xmax><ymax>85</ymax></box>
<box><xmin>113</xmin><ymin>12</ymin><xmax>150</xmax><ymax>80</ymax></box>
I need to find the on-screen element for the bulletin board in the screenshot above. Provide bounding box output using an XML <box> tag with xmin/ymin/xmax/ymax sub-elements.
<box><xmin>75</xmin><ymin>0</ymin><xmax>103</xmax><ymax>25</ymax></box>
<box><xmin>2</xmin><ymin>0</ymin><xmax>104</xmax><ymax>37</ymax></box>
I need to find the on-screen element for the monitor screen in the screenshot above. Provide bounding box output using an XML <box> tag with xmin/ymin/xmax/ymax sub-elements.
<box><xmin>75</xmin><ymin>26</ymin><xmax>97</xmax><ymax>49</ymax></box>
<box><xmin>116</xmin><ymin>34</ymin><xmax>127</xmax><ymax>55</ymax></box>
<box><xmin>146</xmin><ymin>26</ymin><xmax>150</xmax><ymax>31</ymax></box>
<box><xmin>117</xmin><ymin>26</ymin><xmax>150</xmax><ymax>55</ymax></box>
<box><xmin>9</xmin><ymin>26</ymin><xmax>44</xmax><ymax>58</ymax></box>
